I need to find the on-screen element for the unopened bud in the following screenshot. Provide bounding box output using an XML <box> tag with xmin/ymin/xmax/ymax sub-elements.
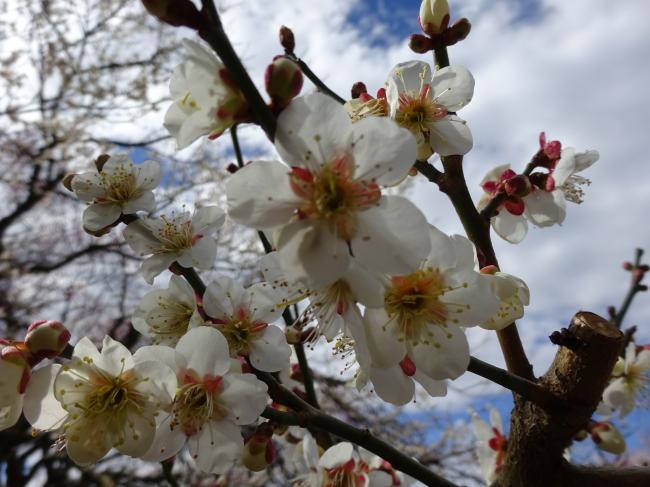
<box><xmin>637</xmin><ymin>284</ymin><xmax>648</xmax><ymax>292</ymax></box>
<box><xmin>285</xmin><ymin>327</ymin><xmax>302</xmax><ymax>344</ymax></box>
<box><xmin>265</xmin><ymin>56</ymin><xmax>303</xmax><ymax>110</ymax></box>
<box><xmin>419</xmin><ymin>0</ymin><xmax>450</xmax><ymax>36</ymax></box>
<box><xmin>141</xmin><ymin>0</ymin><xmax>202</xmax><ymax>30</ymax></box>
<box><xmin>94</xmin><ymin>154</ymin><xmax>111</xmax><ymax>172</ymax></box>
<box><xmin>574</xmin><ymin>429</ymin><xmax>589</xmax><ymax>441</ymax></box>
<box><xmin>409</xmin><ymin>34</ymin><xmax>434</xmax><ymax>54</ymax></box>
<box><xmin>351</xmin><ymin>82</ymin><xmax>368</xmax><ymax>99</ymax></box>
<box><xmin>607</xmin><ymin>305</ymin><xmax>616</xmax><ymax>319</ymax></box>
<box><xmin>623</xmin><ymin>261</ymin><xmax>634</xmax><ymax>271</ymax></box>
<box><xmin>633</xmin><ymin>268</ymin><xmax>646</xmax><ymax>284</ymax></box>
<box><xmin>279</xmin><ymin>26</ymin><xmax>295</xmax><ymax>52</ymax></box>
<box><xmin>226</xmin><ymin>163</ymin><xmax>239</xmax><ymax>174</ymax></box>
<box><xmin>504</xmin><ymin>175</ymin><xmax>532</xmax><ymax>198</ymax></box>
<box><xmin>62</xmin><ymin>173</ymin><xmax>76</xmax><ymax>192</ymax></box>
<box><xmin>590</xmin><ymin>422</ymin><xmax>626</xmax><ymax>454</ymax></box>
<box><xmin>480</xmin><ymin>265</ymin><xmax>499</xmax><ymax>275</ymax></box>
<box><xmin>25</xmin><ymin>320</ymin><xmax>71</xmax><ymax>361</ymax></box>
<box><xmin>639</xmin><ymin>264</ymin><xmax>650</xmax><ymax>272</ymax></box>
<box><xmin>243</xmin><ymin>424</ymin><xmax>275</xmax><ymax>471</ymax></box>
<box><xmin>446</xmin><ymin>18</ymin><xmax>471</xmax><ymax>45</ymax></box>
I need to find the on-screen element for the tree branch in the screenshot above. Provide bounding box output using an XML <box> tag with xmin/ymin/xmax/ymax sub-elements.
<box><xmin>284</xmin><ymin>51</ymin><xmax>345</xmax><ymax>104</ymax></box>
<box><xmin>612</xmin><ymin>247</ymin><xmax>646</xmax><ymax>329</ymax></box>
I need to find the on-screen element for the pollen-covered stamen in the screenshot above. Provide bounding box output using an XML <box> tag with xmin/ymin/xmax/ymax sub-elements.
<box><xmin>384</xmin><ymin>267</ymin><xmax>470</xmax><ymax>345</ymax></box>
<box><xmin>289</xmin><ymin>155</ymin><xmax>381</xmax><ymax>241</ymax></box>
<box><xmin>148</xmin><ymin>296</ymin><xmax>194</xmax><ymax>343</ymax></box>
<box><xmin>171</xmin><ymin>371</ymin><xmax>225</xmax><ymax>436</ymax></box>
<box><xmin>97</xmin><ymin>165</ymin><xmax>139</xmax><ymax>203</ymax></box>
<box><xmin>214</xmin><ymin>307</ymin><xmax>268</xmax><ymax>357</ymax></box>
<box><xmin>324</xmin><ymin>458</ymin><xmax>366</xmax><ymax>487</ymax></box>
<box><xmin>559</xmin><ymin>174</ymin><xmax>591</xmax><ymax>204</ymax></box>
<box><xmin>154</xmin><ymin>216</ymin><xmax>201</xmax><ymax>253</ymax></box>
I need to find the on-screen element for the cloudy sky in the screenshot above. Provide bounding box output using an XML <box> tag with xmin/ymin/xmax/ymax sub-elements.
<box><xmin>179</xmin><ymin>0</ymin><xmax>650</xmax><ymax>454</ymax></box>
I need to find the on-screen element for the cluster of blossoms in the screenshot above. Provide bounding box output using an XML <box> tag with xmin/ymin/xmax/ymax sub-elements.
<box><xmin>1</xmin><ymin>0</ymin><xmax>610</xmax><ymax>481</ymax></box>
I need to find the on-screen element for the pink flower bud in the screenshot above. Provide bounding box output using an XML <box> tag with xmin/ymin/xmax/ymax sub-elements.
<box><xmin>265</xmin><ymin>56</ymin><xmax>303</xmax><ymax>110</ymax></box>
<box><xmin>351</xmin><ymin>81</ymin><xmax>368</xmax><ymax>99</ymax></box>
<box><xmin>538</xmin><ymin>131</ymin><xmax>562</xmax><ymax>161</ymax></box>
<box><xmin>590</xmin><ymin>422</ymin><xmax>626</xmax><ymax>454</ymax></box>
<box><xmin>25</xmin><ymin>320</ymin><xmax>71</xmax><ymax>361</ymax></box>
<box><xmin>409</xmin><ymin>34</ymin><xmax>434</xmax><ymax>54</ymax></box>
<box><xmin>279</xmin><ymin>26</ymin><xmax>295</xmax><ymax>52</ymax></box>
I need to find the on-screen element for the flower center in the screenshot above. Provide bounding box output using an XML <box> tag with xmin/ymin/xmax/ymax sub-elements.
<box><xmin>153</xmin><ymin>216</ymin><xmax>201</xmax><ymax>253</ymax></box>
<box><xmin>384</xmin><ymin>268</ymin><xmax>468</xmax><ymax>345</ymax></box>
<box><xmin>148</xmin><ymin>297</ymin><xmax>194</xmax><ymax>344</ymax></box>
<box><xmin>78</xmin><ymin>369</ymin><xmax>145</xmax><ymax>416</ymax></box>
<box><xmin>99</xmin><ymin>166</ymin><xmax>139</xmax><ymax>203</ymax></box>
<box><xmin>488</xmin><ymin>428</ymin><xmax>508</xmax><ymax>473</ymax></box>
<box><xmin>290</xmin><ymin>155</ymin><xmax>380</xmax><ymax>241</ymax></box>
<box><xmin>213</xmin><ymin>308</ymin><xmax>268</xmax><ymax>357</ymax></box>
<box><xmin>324</xmin><ymin>459</ymin><xmax>365</xmax><ymax>487</ymax></box>
<box><xmin>171</xmin><ymin>371</ymin><xmax>224</xmax><ymax>436</ymax></box>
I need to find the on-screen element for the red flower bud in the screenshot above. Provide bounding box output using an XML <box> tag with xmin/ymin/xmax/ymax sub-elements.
<box><xmin>409</xmin><ymin>34</ymin><xmax>434</xmax><ymax>54</ymax></box>
<box><xmin>351</xmin><ymin>81</ymin><xmax>368</xmax><ymax>99</ymax></box>
<box><xmin>279</xmin><ymin>26</ymin><xmax>295</xmax><ymax>52</ymax></box>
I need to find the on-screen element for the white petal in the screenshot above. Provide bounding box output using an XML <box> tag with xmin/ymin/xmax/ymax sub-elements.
<box><xmin>140</xmin><ymin>413</ymin><xmax>186</xmax><ymax>462</ymax></box>
<box><xmin>135</xmin><ymin>160</ymin><xmax>163</xmax><ymax>191</ymax></box>
<box><xmin>524</xmin><ymin>190</ymin><xmax>562</xmax><ymax>227</ymax></box>
<box><xmin>177</xmin><ymin>236</ymin><xmax>216</xmax><ymax>269</ymax></box>
<box><xmin>0</xmin><ymin>358</ymin><xmax>24</xmax><ymax>407</ymax></box>
<box><xmin>552</xmin><ymin>148</ymin><xmax>577</xmax><ymax>187</ymax></box>
<box><xmin>23</xmin><ymin>364</ymin><xmax>68</xmax><ymax>431</ymax></box>
<box><xmin>140</xmin><ymin>254</ymin><xmax>177</xmax><ymax>284</ymax></box>
<box><xmin>276</xmin><ymin>93</ymin><xmax>353</xmax><ymax>168</ymax></box>
<box><xmin>248</xmin><ymin>325</ymin><xmax>291</xmax><ymax>372</ymax></box>
<box><xmin>192</xmin><ymin>206</ymin><xmax>226</xmax><ymax>235</ymax></box>
<box><xmin>0</xmin><ymin>396</ymin><xmax>22</xmax><ymax>431</ymax></box>
<box><xmin>343</xmin><ymin>259</ymin><xmax>385</xmax><ymax>308</ymax></box>
<box><xmin>246</xmin><ymin>282</ymin><xmax>283</xmax><ymax>323</ymax></box>
<box><xmin>220</xmin><ymin>373</ymin><xmax>268</xmax><ymax>425</ymax></box>
<box><xmin>429</xmin><ymin>115</ymin><xmax>473</xmax><ymax>156</ymax></box>
<box><xmin>424</xmin><ymin>225</ymin><xmax>458</xmax><ymax>271</ymax></box>
<box><xmin>226</xmin><ymin>160</ymin><xmax>300</xmax><ymax>230</ymax></box>
<box><xmin>123</xmin><ymin>220</ymin><xmax>160</xmax><ymax>255</ymax></box>
<box><xmin>122</xmin><ymin>191</ymin><xmax>155</xmax><ymax>215</ymax></box>
<box><xmin>362</xmin><ymin>308</ymin><xmax>406</xmax><ymax>368</ymax></box>
<box><xmin>203</xmin><ymin>276</ymin><xmax>247</xmax><ymax>320</ymax></box>
<box><xmin>351</xmin><ymin>196</ymin><xmax>430</xmax><ymax>276</ymax></box>
<box><xmin>114</xmin><ymin>410</ymin><xmax>157</xmax><ymax>458</ymax></box>
<box><xmin>442</xmin><ymin>274</ymin><xmax>500</xmax><ymax>327</ymax></box>
<box><xmin>492</xmin><ymin>211</ymin><xmax>528</xmax><ymax>244</ymax></box>
<box><xmin>369</xmin><ymin>365</ymin><xmax>415</xmax><ymax>406</ymax></box>
<box><xmin>82</xmin><ymin>203</ymin><xmax>121</xmax><ymax>231</ymax></box>
<box><xmin>98</xmin><ymin>336</ymin><xmax>135</xmax><ymax>376</ymax></box>
<box><xmin>386</xmin><ymin>61</ymin><xmax>429</xmax><ymax>113</ymax></box>
<box><xmin>276</xmin><ymin>219</ymin><xmax>350</xmax><ymax>288</ymax></box>
<box><xmin>65</xmin><ymin>416</ymin><xmax>112</xmax><ymax>465</ymax></box>
<box><xmin>132</xmin><ymin>359</ymin><xmax>177</xmax><ymax>406</ymax></box>
<box><xmin>319</xmin><ymin>442</ymin><xmax>354</xmax><ymax>469</ymax></box>
<box><xmin>133</xmin><ymin>345</ymin><xmax>179</xmax><ymax>374</ymax></box>
<box><xmin>176</xmin><ymin>327</ymin><xmax>231</xmax><ymax>377</ymax></box>
<box><xmin>189</xmin><ymin>419</ymin><xmax>243</xmax><ymax>474</ymax></box>
<box><xmin>430</xmin><ymin>65</ymin><xmax>475</xmax><ymax>112</ymax></box>
<box><xmin>70</xmin><ymin>172</ymin><xmax>105</xmax><ymax>201</ymax></box>
<box><xmin>480</xmin><ymin>164</ymin><xmax>511</xmax><ymax>187</ymax></box>
<box><xmin>409</xmin><ymin>325</ymin><xmax>469</xmax><ymax>380</ymax></box>
<box><xmin>413</xmin><ymin>370</ymin><xmax>447</xmax><ymax>397</ymax></box>
<box><xmin>574</xmin><ymin>149</ymin><xmax>599</xmax><ymax>172</ymax></box>
<box><xmin>351</xmin><ymin>116</ymin><xmax>416</xmax><ymax>186</ymax></box>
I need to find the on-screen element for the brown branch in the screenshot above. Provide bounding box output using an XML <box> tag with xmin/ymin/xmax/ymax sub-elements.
<box><xmin>613</xmin><ymin>247</ymin><xmax>646</xmax><ymax>329</ymax></box>
<box><xmin>283</xmin><ymin>51</ymin><xmax>345</xmax><ymax>105</ymax></box>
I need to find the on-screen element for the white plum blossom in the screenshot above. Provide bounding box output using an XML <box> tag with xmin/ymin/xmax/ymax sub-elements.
<box><xmin>137</xmin><ymin>327</ymin><xmax>269</xmax><ymax>474</ymax></box>
<box><xmin>227</xmin><ymin>92</ymin><xmax>430</xmax><ymax>288</ymax></box>
<box><xmin>202</xmin><ymin>276</ymin><xmax>291</xmax><ymax>372</ymax></box>
<box><xmin>123</xmin><ymin>206</ymin><xmax>225</xmax><ymax>284</ymax></box>
<box><xmin>70</xmin><ymin>154</ymin><xmax>161</xmax><ymax>232</ymax></box>
<box><xmin>165</xmin><ymin>39</ymin><xmax>249</xmax><ymax>149</ymax></box>
<box><xmin>132</xmin><ymin>275</ymin><xmax>205</xmax><ymax>345</ymax></box>
<box><xmin>363</xmin><ymin>226</ymin><xmax>499</xmax><ymax>383</ymax></box>
<box><xmin>480</xmin><ymin>270</ymin><xmax>530</xmax><ymax>331</ymax></box>
<box><xmin>602</xmin><ymin>342</ymin><xmax>650</xmax><ymax>417</ymax></box>
<box><xmin>260</xmin><ymin>252</ymin><xmax>384</xmax><ymax>341</ymax></box>
<box><xmin>25</xmin><ymin>336</ymin><xmax>177</xmax><ymax>466</ymax></box>
<box><xmin>471</xmin><ymin>409</ymin><xmax>508</xmax><ymax>485</ymax></box>
<box><xmin>0</xmin><ymin>352</ymin><xmax>30</xmax><ymax>430</ymax></box>
<box><xmin>386</xmin><ymin>60</ymin><xmax>474</xmax><ymax>159</ymax></box>
<box><xmin>549</xmin><ymin>147</ymin><xmax>600</xmax><ymax>206</ymax></box>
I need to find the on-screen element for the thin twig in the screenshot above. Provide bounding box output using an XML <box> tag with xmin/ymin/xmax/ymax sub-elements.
<box><xmin>284</xmin><ymin>52</ymin><xmax>346</xmax><ymax>104</ymax></box>
<box><xmin>613</xmin><ymin>248</ymin><xmax>646</xmax><ymax>329</ymax></box>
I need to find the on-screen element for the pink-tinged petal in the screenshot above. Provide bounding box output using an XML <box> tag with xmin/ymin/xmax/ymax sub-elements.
<box><xmin>363</xmin><ymin>308</ymin><xmax>406</xmax><ymax>368</ymax></box>
<box><xmin>524</xmin><ymin>190</ymin><xmax>562</xmax><ymax>227</ymax></box>
<box><xmin>23</xmin><ymin>364</ymin><xmax>67</xmax><ymax>431</ymax></box>
<box><xmin>226</xmin><ymin>160</ymin><xmax>300</xmax><ymax>230</ymax></box>
<box><xmin>319</xmin><ymin>442</ymin><xmax>354</xmax><ymax>469</ymax></box>
<box><xmin>135</xmin><ymin>160</ymin><xmax>163</xmax><ymax>191</ymax></box>
<box><xmin>480</xmin><ymin>164</ymin><xmax>511</xmax><ymax>188</ymax></box>
<box><xmin>189</xmin><ymin>419</ymin><xmax>243</xmax><ymax>474</ymax></box>
<box><xmin>429</xmin><ymin>115</ymin><xmax>473</xmax><ymax>156</ymax></box>
<box><xmin>176</xmin><ymin>327</ymin><xmax>231</xmax><ymax>378</ymax></box>
<box><xmin>82</xmin><ymin>203</ymin><xmax>121</xmax><ymax>232</ymax></box>
<box><xmin>140</xmin><ymin>413</ymin><xmax>186</xmax><ymax>462</ymax></box>
<box><xmin>413</xmin><ymin>370</ymin><xmax>447</xmax><ymax>397</ymax></box>
<box><xmin>492</xmin><ymin>211</ymin><xmax>527</xmax><ymax>244</ymax></box>
<box><xmin>220</xmin><ymin>373</ymin><xmax>268</xmax><ymax>425</ymax></box>
<box><xmin>276</xmin><ymin>93</ymin><xmax>353</xmax><ymax>169</ymax></box>
<box><xmin>369</xmin><ymin>364</ymin><xmax>415</xmax><ymax>406</ymax></box>
<box><xmin>351</xmin><ymin>196</ymin><xmax>430</xmax><ymax>276</ymax></box>
<box><xmin>408</xmin><ymin>325</ymin><xmax>469</xmax><ymax>380</ymax></box>
<box><xmin>122</xmin><ymin>191</ymin><xmax>155</xmax><ymax>215</ymax></box>
<box><xmin>351</xmin><ymin>116</ymin><xmax>416</xmax><ymax>186</ymax></box>
<box><xmin>248</xmin><ymin>325</ymin><xmax>291</xmax><ymax>372</ymax></box>
<box><xmin>203</xmin><ymin>276</ymin><xmax>247</xmax><ymax>320</ymax></box>
<box><xmin>430</xmin><ymin>65</ymin><xmax>475</xmax><ymax>112</ymax></box>
<box><xmin>275</xmin><ymin>219</ymin><xmax>350</xmax><ymax>288</ymax></box>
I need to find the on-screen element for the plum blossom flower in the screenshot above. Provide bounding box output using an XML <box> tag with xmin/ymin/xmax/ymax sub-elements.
<box><xmin>136</xmin><ymin>327</ymin><xmax>269</xmax><ymax>474</ymax></box>
<box><xmin>601</xmin><ymin>342</ymin><xmax>650</xmax><ymax>417</ymax></box>
<box><xmin>471</xmin><ymin>409</ymin><xmax>508</xmax><ymax>485</ymax></box>
<box><xmin>479</xmin><ymin>268</ymin><xmax>530</xmax><ymax>331</ymax></box>
<box><xmin>363</xmin><ymin>226</ymin><xmax>499</xmax><ymax>383</ymax></box>
<box><xmin>260</xmin><ymin>252</ymin><xmax>384</xmax><ymax>342</ymax></box>
<box><xmin>25</xmin><ymin>336</ymin><xmax>177</xmax><ymax>466</ymax></box>
<box><xmin>164</xmin><ymin>39</ymin><xmax>249</xmax><ymax>149</ymax></box>
<box><xmin>588</xmin><ymin>421</ymin><xmax>626</xmax><ymax>454</ymax></box>
<box><xmin>69</xmin><ymin>154</ymin><xmax>161</xmax><ymax>232</ymax></box>
<box><xmin>202</xmin><ymin>276</ymin><xmax>291</xmax><ymax>372</ymax></box>
<box><xmin>386</xmin><ymin>60</ymin><xmax>474</xmax><ymax>159</ymax></box>
<box><xmin>361</xmin><ymin>449</ymin><xmax>416</xmax><ymax>487</ymax></box>
<box><xmin>123</xmin><ymin>206</ymin><xmax>225</xmax><ymax>284</ymax></box>
<box><xmin>549</xmin><ymin>147</ymin><xmax>600</xmax><ymax>205</ymax></box>
<box><xmin>227</xmin><ymin>92</ymin><xmax>430</xmax><ymax>288</ymax></box>
<box><xmin>0</xmin><ymin>320</ymin><xmax>71</xmax><ymax>431</ymax></box>
<box><xmin>132</xmin><ymin>275</ymin><xmax>204</xmax><ymax>346</ymax></box>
